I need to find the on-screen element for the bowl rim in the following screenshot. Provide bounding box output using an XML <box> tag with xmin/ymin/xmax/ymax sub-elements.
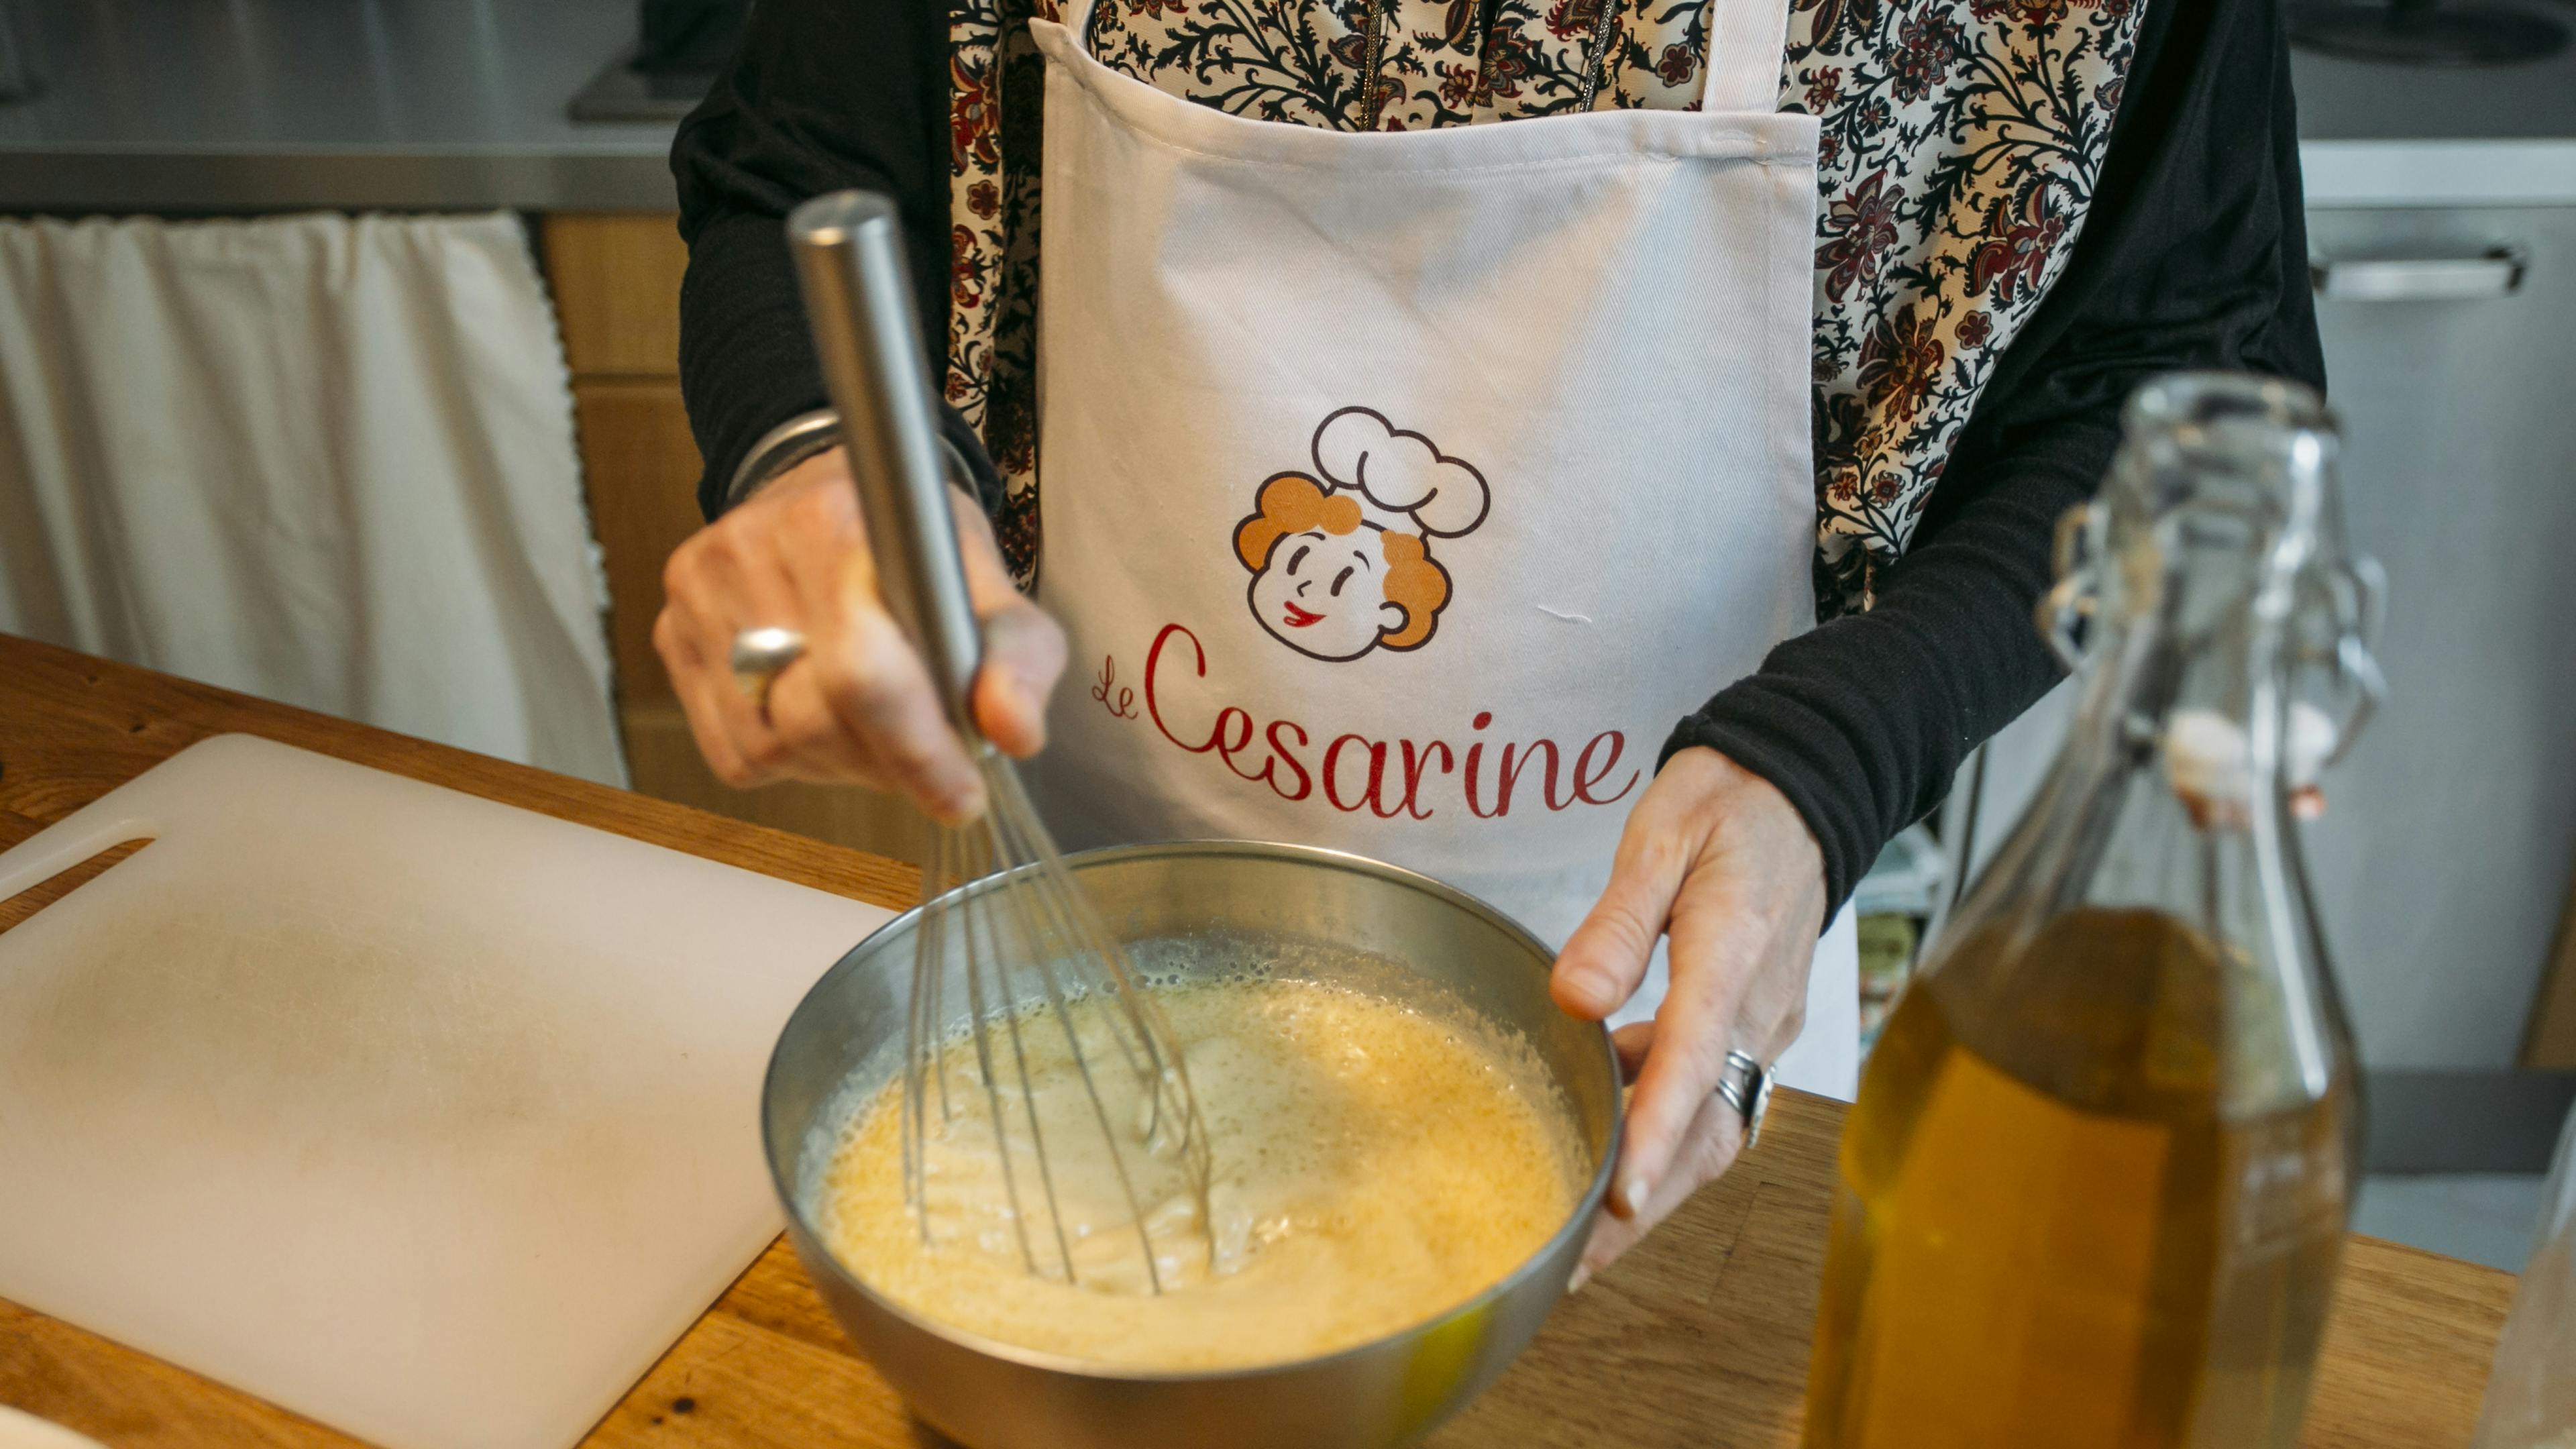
<box><xmin>759</xmin><ymin>837</ymin><xmax>1625</xmax><ymax>1386</ymax></box>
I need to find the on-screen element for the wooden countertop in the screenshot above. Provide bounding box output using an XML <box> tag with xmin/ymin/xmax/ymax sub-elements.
<box><xmin>0</xmin><ymin>634</ymin><xmax>2520</xmax><ymax>1447</ymax></box>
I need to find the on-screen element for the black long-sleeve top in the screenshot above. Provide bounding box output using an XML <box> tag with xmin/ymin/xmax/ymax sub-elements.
<box><xmin>665</xmin><ymin>0</ymin><xmax>2324</xmax><ymax>910</ymax></box>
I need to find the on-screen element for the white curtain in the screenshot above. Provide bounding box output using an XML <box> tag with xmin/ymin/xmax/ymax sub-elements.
<box><xmin>0</xmin><ymin>211</ymin><xmax>625</xmax><ymax>787</ymax></box>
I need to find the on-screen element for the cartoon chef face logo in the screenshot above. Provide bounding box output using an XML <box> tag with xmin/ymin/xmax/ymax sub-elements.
<box><xmin>1231</xmin><ymin>407</ymin><xmax>1491</xmax><ymax>662</ymax></box>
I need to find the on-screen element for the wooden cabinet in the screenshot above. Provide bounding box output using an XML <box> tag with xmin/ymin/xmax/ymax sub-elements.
<box><xmin>543</xmin><ymin>213</ymin><xmax>690</xmax><ymax>379</ymax></box>
<box><xmin>540</xmin><ymin>213</ymin><xmax>934</xmax><ymax>869</ymax></box>
<box><xmin>565</xmin><ymin>379</ymin><xmax>701</xmax><ymax>704</ymax></box>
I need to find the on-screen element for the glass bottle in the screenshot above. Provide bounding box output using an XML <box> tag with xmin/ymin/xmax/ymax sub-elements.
<box><xmin>1803</xmin><ymin>373</ymin><xmax>2386</xmax><ymax>1449</ymax></box>
<box><xmin>2473</xmin><ymin>1100</ymin><xmax>2576</xmax><ymax>1449</ymax></box>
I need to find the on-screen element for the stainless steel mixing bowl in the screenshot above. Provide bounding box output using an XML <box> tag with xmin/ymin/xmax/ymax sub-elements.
<box><xmin>761</xmin><ymin>840</ymin><xmax>1620</xmax><ymax>1449</ymax></box>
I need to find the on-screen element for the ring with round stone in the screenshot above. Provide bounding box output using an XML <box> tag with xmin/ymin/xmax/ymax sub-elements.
<box><xmin>729</xmin><ymin>626</ymin><xmax>809</xmax><ymax>712</ymax></box>
<box><xmin>1715</xmin><ymin>1049</ymin><xmax>1774</xmax><ymax>1148</ymax></box>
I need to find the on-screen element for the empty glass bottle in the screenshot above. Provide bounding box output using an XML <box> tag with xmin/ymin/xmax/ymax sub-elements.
<box><xmin>1803</xmin><ymin>373</ymin><xmax>2386</xmax><ymax>1449</ymax></box>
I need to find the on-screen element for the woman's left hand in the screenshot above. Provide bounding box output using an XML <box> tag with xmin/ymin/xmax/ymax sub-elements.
<box><xmin>1550</xmin><ymin>745</ymin><xmax>1827</xmax><ymax>1288</ymax></box>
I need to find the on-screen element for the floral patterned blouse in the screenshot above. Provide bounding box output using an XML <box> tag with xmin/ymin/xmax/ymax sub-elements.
<box><xmin>939</xmin><ymin>0</ymin><xmax>2145</xmax><ymax>619</ymax></box>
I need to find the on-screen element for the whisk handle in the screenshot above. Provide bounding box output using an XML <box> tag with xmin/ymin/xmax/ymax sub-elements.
<box><xmin>786</xmin><ymin>190</ymin><xmax>983</xmax><ymax>733</ymax></box>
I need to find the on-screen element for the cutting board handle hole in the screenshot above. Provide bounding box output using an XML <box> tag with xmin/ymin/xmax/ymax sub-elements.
<box><xmin>0</xmin><ymin>837</ymin><xmax>155</xmax><ymax>936</ymax></box>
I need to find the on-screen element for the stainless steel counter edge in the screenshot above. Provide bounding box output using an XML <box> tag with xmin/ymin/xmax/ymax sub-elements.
<box><xmin>9</xmin><ymin>140</ymin><xmax>2573</xmax><ymax>218</ymax></box>
<box><xmin>0</xmin><ymin>148</ymin><xmax>677</xmax><ymax>213</ymax></box>
<box><xmin>15</xmin><ymin>137</ymin><xmax>2576</xmax><ymax>216</ymax></box>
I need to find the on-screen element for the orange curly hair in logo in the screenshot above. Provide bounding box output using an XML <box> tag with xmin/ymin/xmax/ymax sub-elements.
<box><xmin>1233</xmin><ymin>472</ymin><xmax>1452</xmax><ymax>651</ymax></box>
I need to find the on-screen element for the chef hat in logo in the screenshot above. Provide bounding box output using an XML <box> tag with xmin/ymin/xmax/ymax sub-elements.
<box><xmin>1310</xmin><ymin>407</ymin><xmax>1491</xmax><ymax>540</ymax></box>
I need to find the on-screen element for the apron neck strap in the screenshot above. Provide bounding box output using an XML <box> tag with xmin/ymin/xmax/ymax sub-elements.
<box><xmin>1701</xmin><ymin>0</ymin><xmax>1792</xmax><ymax>114</ymax></box>
<box><xmin>1060</xmin><ymin>0</ymin><xmax>1106</xmax><ymax>51</ymax></box>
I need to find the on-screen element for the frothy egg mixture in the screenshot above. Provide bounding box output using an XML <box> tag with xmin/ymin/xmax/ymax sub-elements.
<box><xmin>812</xmin><ymin>975</ymin><xmax>1584</xmax><ymax>1371</ymax></box>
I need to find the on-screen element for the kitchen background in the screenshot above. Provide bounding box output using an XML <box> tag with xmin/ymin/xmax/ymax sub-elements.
<box><xmin>0</xmin><ymin>0</ymin><xmax>2570</xmax><ymax>1270</ymax></box>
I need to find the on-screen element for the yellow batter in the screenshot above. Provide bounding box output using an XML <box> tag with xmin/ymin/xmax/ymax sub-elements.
<box><xmin>813</xmin><ymin>976</ymin><xmax>1583</xmax><ymax>1370</ymax></box>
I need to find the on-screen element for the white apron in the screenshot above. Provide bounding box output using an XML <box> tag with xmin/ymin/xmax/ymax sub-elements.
<box><xmin>1024</xmin><ymin>0</ymin><xmax>1860</xmax><ymax>1098</ymax></box>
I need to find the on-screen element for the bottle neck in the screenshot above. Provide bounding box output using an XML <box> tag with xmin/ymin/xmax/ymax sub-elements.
<box><xmin>2025</xmin><ymin>508</ymin><xmax>2348</xmax><ymax>1108</ymax></box>
<box><xmin>2074</xmin><ymin>503</ymin><xmax>2308</xmax><ymax>836</ymax></box>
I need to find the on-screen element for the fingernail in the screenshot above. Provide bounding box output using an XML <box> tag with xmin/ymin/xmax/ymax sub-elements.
<box><xmin>1012</xmin><ymin>676</ymin><xmax>1049</xmax><ymax>739</ymax></box>
<box><xmin>1567</xmin><ymin>1264</ymin><xmax>1593</xmax><ymax>1295</ymax></box>
<box><xmin>1619</xmin><ymin>1171</ymin><xmax>1653</xmax><ymax>1216</ymax></box>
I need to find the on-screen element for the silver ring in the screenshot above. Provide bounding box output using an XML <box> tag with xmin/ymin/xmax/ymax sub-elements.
<box><xmin>729</xmin><ymin>626</ymin><xmax>808</xmax><ymax>709</ymax></box>
<box><xmin>1715</xmin><ymin>1049</ymin><xmax>1774</xmax><ymax>1148</ymax></box>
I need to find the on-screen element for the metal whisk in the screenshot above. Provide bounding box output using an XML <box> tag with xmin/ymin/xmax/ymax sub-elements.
<box><xmin>788</xmin><ymin>191</ymin><xmax>1214</xmax><ymax>1293</ymax></box>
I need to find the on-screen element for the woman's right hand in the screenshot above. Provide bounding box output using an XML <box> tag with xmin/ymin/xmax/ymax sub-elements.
<box><xmin>652</xmin><ymin>446</ymin><xmax>1067</xmax><ymax>824</ymax></box>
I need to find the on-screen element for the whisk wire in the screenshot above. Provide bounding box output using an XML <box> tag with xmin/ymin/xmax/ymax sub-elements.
<box><xmin>905</xmin><ymin>825</ymin><xmax>980</xmax><ymax>1248</ymax></box>
<box><xmin>900</xmin><ymin>836</ymin><xmax>935</xmax><ymax>1246</ymax></box>
<box><xmin>927</xmin><ymin>828</ymin><xmax>957</xmax><ymax>1129</ymax></box>
<box><xmin>984</xmin><ymin>790</ymin><xmax>1150</xmax><ymax>1091</ymax></box>
<box><xmin>902</xmin><ymin>743</ymin><xmax>1216</xmax><ymax>1295</ymax></box>
<box><xmin>987</xmin><ymin>841</ymin><xmax>1170</xmax><ymax>1293</ymax></box>
<box><xmin>991</xmin><ymin>755</ymin><xmax>1213</xmax><ymax>1177</ymax></box>
<box><xmin>983</xmin><ymin>895</ymin><xmax>1052</xmax><ymax>1277</ymax></box>
<box><xmin>989</xmin><ymin>767</ymin><xmax>1167</xmax><ymax>1085</ymax></box>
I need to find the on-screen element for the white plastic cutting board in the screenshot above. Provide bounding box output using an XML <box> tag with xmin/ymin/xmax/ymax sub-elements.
<box><xmin>0</xmin><ymin>735</ymin><xmax>894</xmax><ymax>1449</ymax></box>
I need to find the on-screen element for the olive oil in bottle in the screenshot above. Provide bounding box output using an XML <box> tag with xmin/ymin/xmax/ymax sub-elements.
<box><xmin>1803</xmin><ymin>374</ymin><xmax>2383</xmax><ymax>1449</ymax></box>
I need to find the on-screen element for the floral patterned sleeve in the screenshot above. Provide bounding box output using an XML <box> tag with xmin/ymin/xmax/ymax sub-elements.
<box><xmin>1662</xmin><ymin>0</ymin><xmax>2326</xmax><ymax>910</ymax></box>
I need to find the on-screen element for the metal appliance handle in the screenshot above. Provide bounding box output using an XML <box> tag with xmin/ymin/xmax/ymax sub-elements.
<box><xmin>2310</xmin><ymin>248</ymin><xmax>2527</xmax><ymax>303</ymax></box>
<box><xmin>785</xmin><ymin>191</ymin><xmax>983</xmax><ymax>735</ymax></box>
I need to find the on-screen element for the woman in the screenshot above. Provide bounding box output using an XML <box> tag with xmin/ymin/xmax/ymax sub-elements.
<box><xmin>657</xmin><ymin>0</ymin><xmax>2320</xmax><ymax>1281</ymax></box>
